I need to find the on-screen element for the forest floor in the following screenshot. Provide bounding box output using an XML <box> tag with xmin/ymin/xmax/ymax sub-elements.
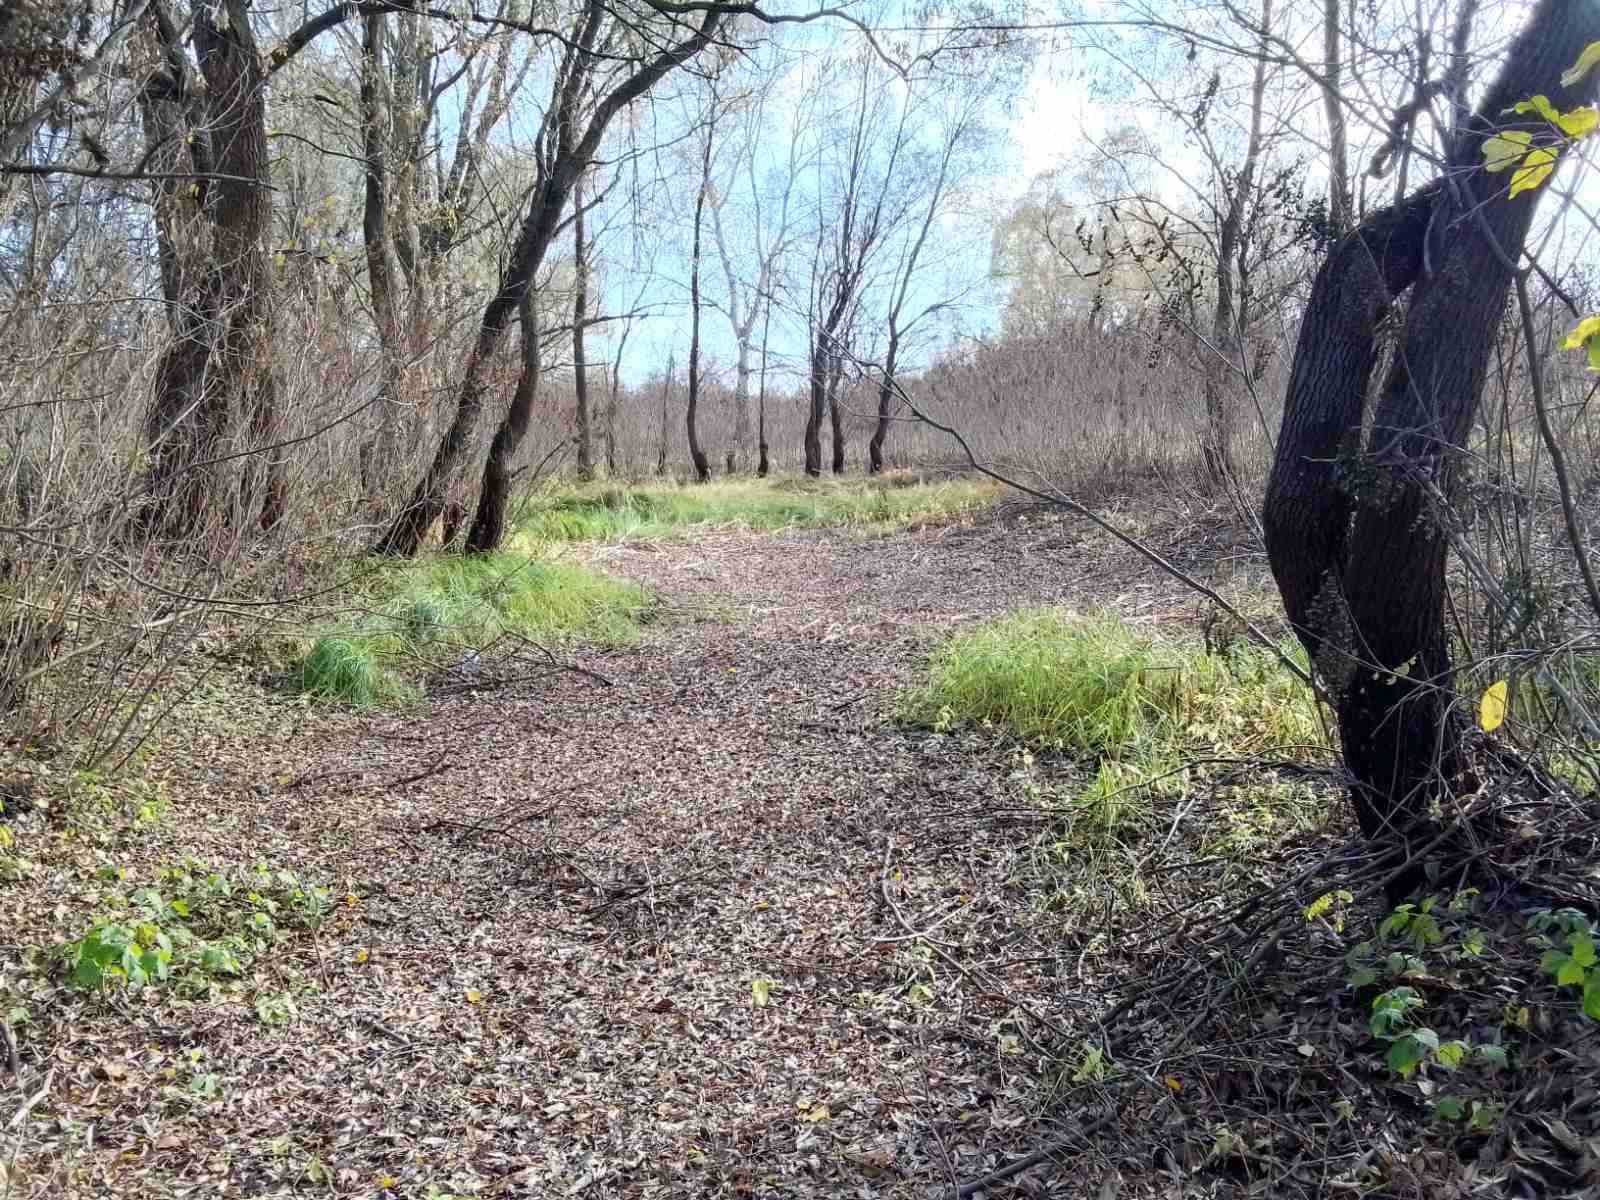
<box><xmin>0</xmin><ymin>496</ymin><xmax>1330</xmax><ymax>1199</ymax></box>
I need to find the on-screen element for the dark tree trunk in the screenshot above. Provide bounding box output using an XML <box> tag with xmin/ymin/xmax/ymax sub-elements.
<box><xmin>573</xmin><ymin>173</ymin><xmax>594</xmax><ymax>481</ymax></box>
<box><xmin>803</xmin><ymin>332</ymin><xmax>826</xmax><ymax>477</ymax></box>
<box><xmin>359</xmin><ymin>9</ymin><xmax>404</xmax><ymax>498</ymax></box>
<box><xmin>1263</xmin><ymin>0</ymin><xmax>1599</xmax><ymax>883</ymax></box>
<box><xmin>757</xmin><ymin>295</ymin><xmax>772</xmax><ymax>477</ymax></box>
<box><xmin>828</xmin><ymin>356</ymin><xmax>846</xmax><ymax>475</ymax></box>
<box><xmin>686</xmin><ymin>124</ymin><xmax>712</xmax><ymax>483</ymax></box>
<box><xmin>464</xmin><ymin>288</ymin><xmax>540</xmax><ymax>552</ymax></box>
<box><xmin>868</xmin><ymin>329</ymin><xmax>900</xmax><ymax>474</ymax></box>
<box><xmin>141</xmin><ymin>0</ymin><xmax>282</xmax><ymax>538</ymax></box>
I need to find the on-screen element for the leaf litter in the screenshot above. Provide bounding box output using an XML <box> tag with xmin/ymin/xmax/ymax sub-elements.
<box><xmin>0</xmin><ymin>498</ymin><xmax>1284</xmax><ymax>1198</ymax></box>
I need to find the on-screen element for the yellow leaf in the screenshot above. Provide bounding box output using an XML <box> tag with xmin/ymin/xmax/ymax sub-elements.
<box><xmin>1482</xmin><ymin>129</ymin><xmax>1532</xmax><ymax>172</ymax></box>
<box><xmin>1563</xmin><ymin>40</ymin><xmax>1600</xmax><ymax>88</ymax></box>
<box><xmin>1164</xmin><ymin>1075</ymin><xmax>1182</xmax><ymax>1093</ymax></box>
<box><xmin>1513</xmin><ymin>95</ymin><xmax>1561</xmax><ymax>124</ymax></box>
<box><xmin>1563</xmin><ymin>315</ymin><xmax>1600</xmax><ymax>351</ymax></box>
<box><xmin>1556</xmin><ymin>105</ymin><xmax>1600</xmax><ymax>139</ymax></box>
<box><xmin>354</xmin><ymin>947</ymin><xmax>369</xmax><ymax>964</ymax></box>
<box><xmin>1510</xmin><ymin>146</ymin><xmax>1558</xmax><ymax>197</ymax></box>
<box><xmin>803</xmin><ymin>1103</ymin><xmax>831</xmax><ymax>1122</ymax></box>
<box><xmin>751</xmin><ymin>978</ymin><xmax>772</xmax><ymax>1007</ymax></box>
<box><xmin>1479</xmin><ymin>680</ymin><xmax>1509</xmax><ymax>732</ymax></box>
<box><xmin>465</xmin><ymin>989</ymin><xmax>482</xmax><ymax>1004</ymax></box>
<box><xmin>378</xmin><ymin>1178</ymin><xmax>397</xmax><ymax>1190</ymax></box>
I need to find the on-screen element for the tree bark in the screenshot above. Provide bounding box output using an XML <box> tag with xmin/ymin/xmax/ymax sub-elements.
<box><xmin>757</xmin><ymin>294</ymin><xmax>772</xmax><ymax>477</ymax></box>
<box><xmin>1263</xmin><ymin>0</ymin><xmax>1599</xmax><ymax>875</ymax></box>
<box><xmin>828</xmin><ymin>350</ymin><xmax>846</xmax><ymax>474</ymax></box>
<box><xmin>1320</xmin><ymin>0</ymin><xmax>1352</xmax><ymax>236</ymax></box>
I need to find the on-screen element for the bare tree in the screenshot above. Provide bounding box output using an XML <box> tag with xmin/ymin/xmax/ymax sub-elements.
<box><xmin>373</xmin><ymin>2</ymin><xmax>724</xmax><ymax>556</ymax></box>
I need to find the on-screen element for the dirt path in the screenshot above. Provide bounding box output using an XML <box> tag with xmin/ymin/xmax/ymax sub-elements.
<box><xmin>4</xmin><ymin>505</ymin><xmax>1268</xmax><ymax>1199</ymax></box>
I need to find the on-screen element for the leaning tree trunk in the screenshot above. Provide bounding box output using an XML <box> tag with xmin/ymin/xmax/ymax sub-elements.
<box><xmin>463</xmin><ymin>287</ymin><xmax>540</xmax><ymax>553</ymax></box>
<box><xmin>1262</xmin><ymin>0</ymin><xmax>1599</xmax><ymax>882</ymax></box>
<box><xmin>803</xmin><ymin>331</ymin><xmax>828</xmax><ymax>477</ymax></box>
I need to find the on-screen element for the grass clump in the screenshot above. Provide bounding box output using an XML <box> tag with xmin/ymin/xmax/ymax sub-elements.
<box><xmin>905</xmin><ymin>609</ymin><xmax>1329</xmax><ymax>875</ymax></box>
<box><xmin>512</xmin><ymin>474</ymin><xmax>997</xmax><ymax>543</ymax></box>
<box><xmin>900</xmin><ymin>608</ymin><xmax>1319</xmax><ymax>757</ymax></box>
<box><xmin>289</xmin><ymin>551</ymin><xmax>649</xmax><ymax>707</ymax></box>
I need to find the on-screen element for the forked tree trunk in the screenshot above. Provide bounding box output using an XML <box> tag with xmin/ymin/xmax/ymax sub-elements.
<box><xmin>377</xmin><ymin>6</ymin><xmax>720</xmax><ymax>556</ymax></box>
<box><xmin>1263</xmin><ymin>0</ymin><xmax>1599</xmax><ymax>883</ymax></box>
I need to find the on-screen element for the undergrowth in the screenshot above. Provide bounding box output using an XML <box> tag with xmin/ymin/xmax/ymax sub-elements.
<box><xmin>902</xmin><ymin>609</ymin><xmax>1331</xmax><ymax>910</ymax></box>
<box><xmin>291</xmin><ymin>551</ymin><xmax>649</xmax><ymax>707</ymax></box>
<box><xmin>511</xmin><ymin>474</ymin><xmax>997</xmax><ymax>543</ymax></box>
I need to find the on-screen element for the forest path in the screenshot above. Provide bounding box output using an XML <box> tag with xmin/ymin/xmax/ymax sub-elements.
<box><xmin>10</xmin><ymin>503</ymin><xmax>1263</xmax><ymax>1199</ymax></box>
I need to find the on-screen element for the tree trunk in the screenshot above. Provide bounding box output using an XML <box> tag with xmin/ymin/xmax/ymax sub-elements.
<box><xmin>464</xmin><ymin>286</ymin><xmax>540</xmax><ymax>552</ymax></box>
<box><xmin>656</xmin><ymin>354</ymin><xmax>673</xmax><ymax>476</ymax></box>
<box><xmin>359</xmin><ymin>9</ymin><xmax>405</xmax><ymax>498</ymax></box>
<box><xmin>1263</xmin><ymin>0</ymin><xmax>1598</xmax><ymax>882</ymax></box>
<box><xmin>1320</xmin><ymin>0</ymin><xmax>1352</xmax><ymax>236</ymax></box>
<box><xmin>573</xmin><ymin>173</ymin><xmax>594</xmax><ymax>481</ymax></box>
<box><xmin>868</xmin><ymin>329</ymin><xmax>899</xmax><ymax>473</ymax></box>
<box><xmin>757</xmin><ymin>297</ymin><xmax>772</xmax><ymax>478</ymax></box>
<box><xmin>686</xmin><ymin>124</ymin><xmax>712</xmax><ymax>483</ymax></box>
<box><xmin>828</xmin><ymin>350</ymin><xmax>846</xmax><ymax>474</ymax></box>
<box><xmin>1200</xmin><ymin>0</ymin><xmax>1271</xmax><ymax>491</ymax></box>
<box><xmin>803</xmin><ymin>332</ymin><xmax>827</xmax><ymax>476</ymax></box>
<box><xmin>141</xmin><ymin>0</ymin><xmax>281</xmax><ymax>538</ymax></box>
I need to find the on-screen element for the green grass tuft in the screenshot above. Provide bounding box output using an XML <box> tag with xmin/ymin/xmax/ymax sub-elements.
<box><xmin>511</xmin><ymin>475</ymin><xmax>997</xmax><ymax>544</ymax></box>
<box><xmin>288</xmin><ymin>551</ymin><xmax>650</xmax><ymax>708</ymax></box>
<box><xmin>293</xmin><ymin>636</ymin><xmax>414</xmax><ymax>709</ymax></box>
<box><xmin>903</xmin><ymin>609</ymin><xmax>1330</xmax><ymax>866</ymax></box>
<box><xmin>900</xmin><ymin>609</ymin><xmax>1319</xmax><ymax>757</ymax></box>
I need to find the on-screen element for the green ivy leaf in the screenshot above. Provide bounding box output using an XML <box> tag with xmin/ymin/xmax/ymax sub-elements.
<box><xmin>1477</xmin><ymin>1044</ymin><xmax>1508</xmax><ymax>1069</ymax></box>
<box><xmin>1571</xmin><ymin>933</ymin><xmax>1596</xmax><ymax>968</ymax></box>
<box><xmin>1435</xmin><ymin>1040</ymin><xmax>1468</xmax><ymax>1070</ymax></box>
<box><xmin>1584</xmin><ymin>972</ymin><xmax>1600</xmax><ymax>1022</ymax></box>
<box><xmin>1435</xmin><ymin>1095</ymin><xmax>1466</xmax><ymax>1122</ymax></box>
<box><xmin>1387</xmin><ymin>1036</ymin><xmax>1428</xmax><ymax>1078</ymax></box>
<box><xmin>1558</xmin><ymin>959</ymin><xmax>1587</xmax><ymax>987</ymax></box>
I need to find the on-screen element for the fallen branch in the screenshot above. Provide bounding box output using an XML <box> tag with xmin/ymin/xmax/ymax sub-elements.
<box><xmin>953</xmin><ymin>1109</ymin><xmax>1119</xmax><ymax>1198</ymax></box>
<box><xmin>4</xmin><ymin>1069</ymin><xmax>53</xmax><ymax>1131</ymax></box>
